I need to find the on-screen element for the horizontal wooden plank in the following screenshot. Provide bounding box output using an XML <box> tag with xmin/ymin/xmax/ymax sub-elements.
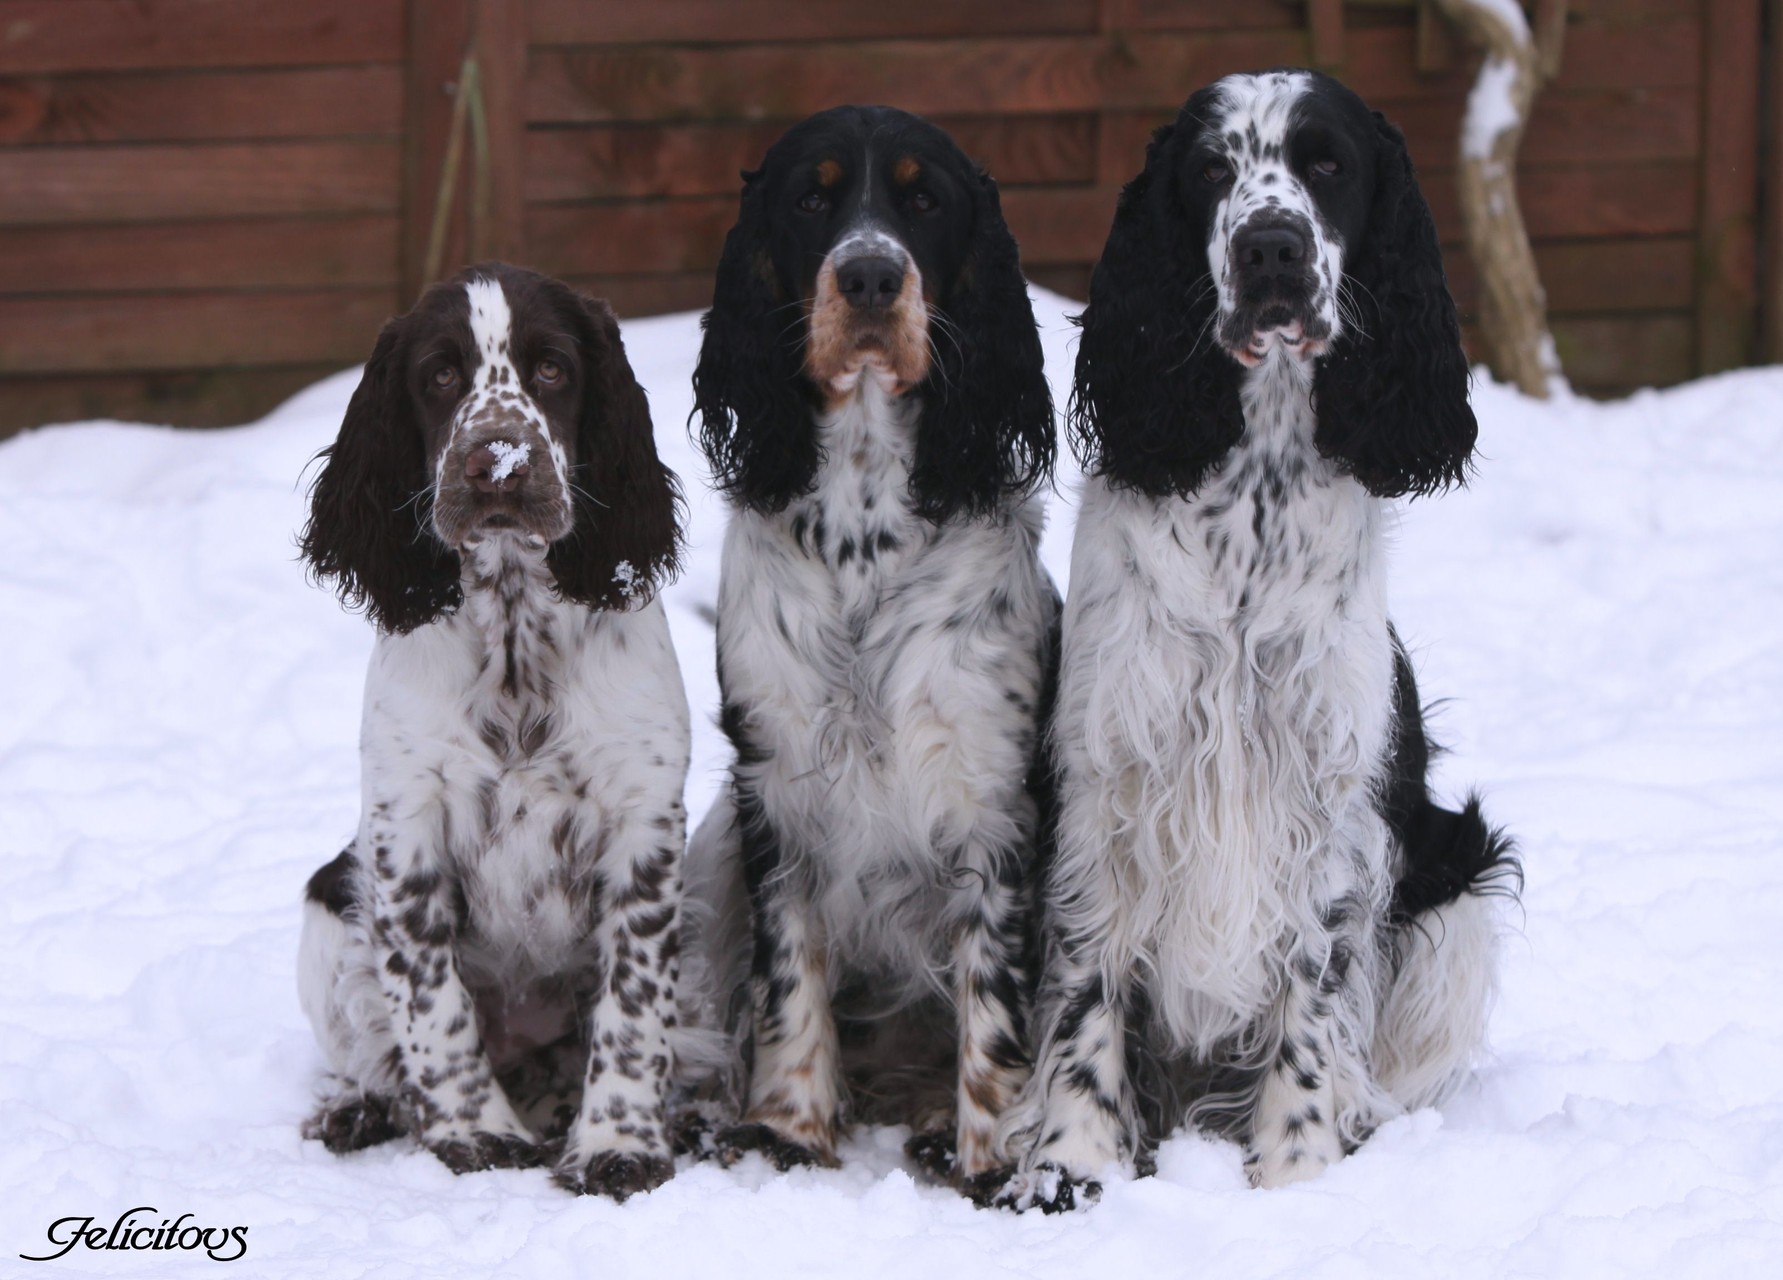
<box><xmin>1567</xmin><ymin>0</ymin><xmax>1700</xmax><ymax>20</ymax></box>
<box><xmin>525</xmin><ymin>198</ymin><xmax>738</xmax><ymax>276</ymax></box>
<box><xmin>1344</xmin><ymin>15</ymin><xmax>1703</xmax><ymax>101</ymax></box>
<box><xmin>525</xmin><ymin>30</ymin><xmax>1304</xmax><ymax>123</ymax></box>
<box><xmin>525</xmin><ymin>23</ymin><xmax>1700</xmax><ymax>126</ymax></box>
<box><xmin>0</xmin><ymin>215</ymin><xmax>398</xmax><ymax>294</ymax></box>
<box><xmin>0</xmin><ymin>66</ymin><xmax>403</xmax><ymax>146</ymax></box>
<box><xmin>0</xmin><ymin>140</ymin><xmax>401</xmax><ymax>225</ymax></box>
<box><xmin>0</xmin><ymin>0</ymin><xmax>404</xmax><ymax>74</ymax></box>
<box><xmin>1125</xmin><ymin>1</ymin><xmax>1311</xmax><ymax>31</ymax></box>
<box><xmin>1445</xmin><ymin>237</ymin><xmax>1698</xmax><ymax>316</ymax></box>
<box><xmin>1425</xmin><ymin>162</ymin><xmax>1700</xmax><ymax>241</ymax></box>
<box><xmin>529</xmin><ymin>0</ymin><xmax>1100</xmax><ymax>45</ymax></box>
<box><xmin>1476</xmin><ymin>313</ymin><xmax>1695</xmax><ymax>390</ymax></box>
<box><xmin>563</xmin><ymin>272</ymin><xmax>717</xmax><ymax>319</ymax></box>
<box><xmin>0</xmin><ymin>363</ymin><xmax>348</xmax><ymax>434</ymax></box>
<box><xmin>0</xmin><ymin>289</ymin><xmax>394</xmax><ymax>374</ymax></box>
<box><xmin>1397</xmin><ymin>88</ymin><xmax>1700</xmax><ymax>167</ymax></box>
<box><xmin>524</xmin><ymin>113</ymin><xmax>1095</xmax><ymax>204</ymax></box>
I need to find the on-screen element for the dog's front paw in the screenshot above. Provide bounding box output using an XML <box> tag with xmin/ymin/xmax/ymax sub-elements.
<box><xmin>988</xmin><ymin>1162</ymin><xmax>1101</xmax><ymax>1214</ymax></box>
<box><xmin>669</xmin><ymin>1100</ymin><xmax>730</xmax><ymax>1159</ymax></box>
<box><xmin>714</xmin><ymin>1121</ymin><xmax>836</xmax><ymax>1171</ymax></box>
<box><xmin>303</xmin><ymin>1094</ymin><xmax>402</xmax><ymax>1154</ymax></box>
<box><xmin>553</xmin><ymin>1150</ymin><xmax>675</xmax><ymax>1201</ymax></box>
<box><xmin>426</xmin><ymin>1129</ymin><xmax>549</xmax><ymax>1175</ymax></box>
<box><xmin>904</xmin><ymin>1127</ymin><xmax>958</xmax><ymax>1181</ymax></box>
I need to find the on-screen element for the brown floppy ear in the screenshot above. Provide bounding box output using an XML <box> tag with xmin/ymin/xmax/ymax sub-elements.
<box><xmin>546</xmin><ymin>294</ymin><xmax>684</xmax><ymax>609</ymax></box>
<box><xmin>299</xmin><ymin>318</ymin><xmax>462</xmax><ymax>633</ymax></box>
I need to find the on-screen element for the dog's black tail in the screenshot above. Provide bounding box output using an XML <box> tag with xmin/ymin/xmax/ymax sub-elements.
<box><xmin>1381</xmin><ymin>635</ymin><xmax>1521</xmax><ymax>922</ymax></box>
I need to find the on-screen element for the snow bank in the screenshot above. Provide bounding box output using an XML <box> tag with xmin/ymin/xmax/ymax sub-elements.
<box><xmin>4</xmin><ymin>290</ymin><xmax>1782</xmax><ymax>1276</ymax></box>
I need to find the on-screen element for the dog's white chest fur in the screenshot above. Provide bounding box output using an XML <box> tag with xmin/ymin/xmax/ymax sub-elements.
<box><xmin>716</xmin><ymin>381</ymin><xmax>1053</xmax><ymax>993</ymax></box>
<box><xmin>360</xmin><ymin>541</ymin><xmax>689</xmax><ymax>1002</ymax></box>
<box><xmin>1055</xmin><ymin>354</ymin><xmax>1394</xmax><ymax>1051</ymax></box>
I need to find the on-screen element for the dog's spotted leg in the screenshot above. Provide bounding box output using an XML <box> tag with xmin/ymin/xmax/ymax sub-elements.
<box><xmin>554</xmin><ymin>814</ymin><xmax>685</xmax><ymax>1201</ymax></box>
<box><xmin>712</xmin><ymin>780</ymin><xmax>840</xmax><ymax>1171</ymax></box>
<box><xmin>948</xmin><ymin>845</ymin><xmax>1033</xmax><ymax>1182</ymax></box>
<box><xmin>721</xmin><ymin>889</ymin><xmax>840</xmax><ymax>1169</ymax></box>
<box><xmin>1247</xmin><ymin>920</ymin><xmax>1358</xmax><ymax>1188</ymax></box>
<box><xmin>363</xmin><ymin>812</ymin><xmax>540</xmax><ymax>1174</ymax></box>
<box><xmin>991</xmin><ymin>950</ymin><xmax>1132</xmax><ymax>1212</ymax></box>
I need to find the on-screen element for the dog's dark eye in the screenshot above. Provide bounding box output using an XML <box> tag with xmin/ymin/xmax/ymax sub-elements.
<box><xmin>1202</xmin><ymin>160</ymin><xmax>1232</xmax><ymax>185</ymax></box>
<box><xmin>796</xmin><ymin>190</ymin><xmax>829</xmax><ymax>214</ymax></box>
<box><xmin>431</xmin><ymin>366</ymin><xmax>460</xmax><ymax>392</ymax></box>
<box><xmin>1310</xmin><ymin>158</ymin><xmax>1341</xmax><ymax>178</ymax></box>
<box><xmin>535</xmin><ymin>359</ymin><xmax>564</xmax><ymax>388</ymax></box>
<box><xmin>910</xmin><ymin>189</ymin><xmax>938</xmax><ymax>213</ymax></box>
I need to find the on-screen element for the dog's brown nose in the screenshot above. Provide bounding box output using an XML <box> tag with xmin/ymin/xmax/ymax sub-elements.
<box><xmin>465</xmin><ymin>442</ymin><xmax>530</xmax><ymax>493</ymax></box>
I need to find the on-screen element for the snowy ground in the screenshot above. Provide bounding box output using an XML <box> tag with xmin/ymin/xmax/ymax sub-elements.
<box><xmin>4</xmin><ymin>288</ymin><xmax>1781</xmax><ymax>1277</ymax></box>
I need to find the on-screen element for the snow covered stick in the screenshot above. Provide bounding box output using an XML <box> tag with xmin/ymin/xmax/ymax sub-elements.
<box><xmin>1430</xmin><ymin>0</ymin><xmax>1565</xmax><ymax>398</ymax></box>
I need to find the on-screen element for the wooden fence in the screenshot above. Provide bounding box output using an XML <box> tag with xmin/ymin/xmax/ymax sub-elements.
<box><xmin>0</xmin><ymin>0</ymin><xmax>1772</xmax><ymax>433</ymax></box>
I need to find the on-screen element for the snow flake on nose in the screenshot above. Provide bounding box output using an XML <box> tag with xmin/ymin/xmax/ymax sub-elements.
<box><xmin>487</xmin><ymin>440</ymin><xmax>531</xmax><ymax>482</ymax></box>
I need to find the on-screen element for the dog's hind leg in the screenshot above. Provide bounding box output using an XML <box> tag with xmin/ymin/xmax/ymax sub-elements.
<box><xmin>297</xmin><ymin>848</ymin><xmax>403</xmax><ymax>1153</ymax></box>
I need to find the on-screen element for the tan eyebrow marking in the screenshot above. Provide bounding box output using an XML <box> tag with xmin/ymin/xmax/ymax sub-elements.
<box><xmin>816</xmin><ymin>159</ymin><xmax>843</xmax><ymax>187</ymax></box>
<box><xmin>893</xmin><ymin>155</ymin><xmax>921</xmax><ymax>185</ymax></box>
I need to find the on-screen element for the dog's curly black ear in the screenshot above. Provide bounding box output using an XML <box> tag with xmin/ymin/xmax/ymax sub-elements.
<box><xmin>1070</xmin><ymin>114</ymin><xmax>1245</xmax><ymax>499</ymax></box>
<box><xmin>692</xmin><ymin>169</ymin><xmax>817</xmax><ymax>513</ymax></box>
<box><xmin>299</xmin><ymin>319</ymin><xmax>461</xmax><ymax>634</ymax></box>
<box><xmin>1315</xmin><ymin>114</ymin><xmax>1477</xmax><ymax>498</ymax></box>
<box><xmin>910</xmin><ymin>168</ymin><xmax>1054</xmax><ymax>521</ymax></box>
<box><xmin>548</xmin><ymin>294</ymin><xmax>684</xmax><ymax>610</ymax></box>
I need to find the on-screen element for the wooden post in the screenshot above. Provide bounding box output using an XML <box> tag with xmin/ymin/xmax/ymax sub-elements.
<box><xmin>1695</xmin><ymin>0</ymin><xmax>1762</xmax><ymax>374</ymax></box>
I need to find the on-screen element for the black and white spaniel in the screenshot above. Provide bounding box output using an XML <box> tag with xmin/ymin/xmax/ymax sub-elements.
<box><xmin>682</xmin><ymin>105</ymin><xmax>1058</xmax><ymax>1188</ymax></box>
<box><xmin>996</xmin><ymin>71</ymin><xmax>1519</xmax><ymax>1210</ymax></box>
<box><xmin>295</xmin><ymin>263</ymin><xmax>701</xmax><ymax>1201</ymax></box>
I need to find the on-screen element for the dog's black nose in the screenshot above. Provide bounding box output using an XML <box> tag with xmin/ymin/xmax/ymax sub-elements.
<box><xmin>835</xmin><ymin>255</ymin><xmax>904</xmax><ymax>311</ymax></box>
<box><xmin>1233</xmin><ymin>225</ymin><xmax>1309</xmax><ymax>281</ymax></box>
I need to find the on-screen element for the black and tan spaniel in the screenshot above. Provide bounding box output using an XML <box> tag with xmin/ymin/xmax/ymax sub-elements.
<box><xmin>682</xmin><ymin>106</ymin><xmax>1059</xmax><ymax>1192</ymax></box>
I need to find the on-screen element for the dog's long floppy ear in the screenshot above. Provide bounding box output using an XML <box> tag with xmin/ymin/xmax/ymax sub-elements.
<box><xmin>1070</xmin><ymin>112</ymin><xmax>1245</xmax><ymax>499</ymax></box>
<box><xmin>299</xmin><ymin>319</ymin><xmax>461</xmax><ymax>634</ymax></box>
<box><xmin>691</xmin><ymin>169</ymin><xmax>818</xmax><ymax>513</ymax></box>
<box><xmin>549</xmin><ymin>294</ymin><xmax>684</xmax><ymax>610</ymax></box>
<box><xmin>910</xmin><ymin>168</ymin><xmax>1055</xmax><ymax>521</ymax></box>
<box><xmin>1314</xmin><ymin>115</ymin><xmax>1477</xmax><ymax>498</ymax></box>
